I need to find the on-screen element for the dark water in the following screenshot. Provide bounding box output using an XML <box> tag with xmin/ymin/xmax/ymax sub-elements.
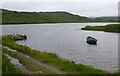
<box><xmin>2</xmin><ymin>23</ymin><xmax>118</xmax><ymax>72</ymax></box>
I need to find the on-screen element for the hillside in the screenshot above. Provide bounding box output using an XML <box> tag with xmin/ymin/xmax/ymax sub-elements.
<box><xmin>1</xmin><ymin>9</ymin><xmax>92</xmax><ymax>24</ymax></box>
<box><xmin>94</xmin><ymin>16</ymin><xmax>118</xmax><ymax>22</ymax></box>
<box><xmin>1</xmin><ymin>9</ymin><xmax>119</xmax><ymax>24</ymax></box>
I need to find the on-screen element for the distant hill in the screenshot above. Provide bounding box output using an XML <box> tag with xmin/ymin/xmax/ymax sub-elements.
<box><xmin>1</xmin><ymin>9</ymin><xmax>119</xmax><ymax>24</ymax></box>
<box><xmin>1</xmin><ymin>9</ymin><xmax>92</xmax><ymax>24</ymax></box>
<box><xmin>92</xmin><ymin>16</ymin><xmax>118</xmax><ymax>22</ymax></box>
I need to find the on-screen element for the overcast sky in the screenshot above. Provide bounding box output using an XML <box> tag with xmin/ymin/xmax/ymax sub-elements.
<box><xmin>1</xmin><ymin>0</ymin><xmax>120</xmax><ymax>17</ymax></box>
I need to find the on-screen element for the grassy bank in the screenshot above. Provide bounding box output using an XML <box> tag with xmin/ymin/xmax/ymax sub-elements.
<box><xmin>2</xmin><ymin>47</ymin><xmax>54</xmax><ymax>74</ymax></box>
<box><xmin>2</xmin><ymin>54</ymin><xmax>22</xmax><ymax>75</ymax></box>
<box><xmin>0</xmin><ymin>53</ymin><xmax>2</xmax><ymax>76</ymax></box>
<box><xmin>2</xmin><ymin>35</ymin><xmax>110</xmax><ymax>74</ymax></box>
<box><xmin>81</xmin><ymin>24</ymin><xmax>120</xmax><ymax>33</ymax></box>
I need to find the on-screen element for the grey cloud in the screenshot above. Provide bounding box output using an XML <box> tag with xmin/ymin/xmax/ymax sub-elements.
<box><xmin>2</xmin><ymin>2</ymin><xmax>118</xmax><ymax>17</ymax></box>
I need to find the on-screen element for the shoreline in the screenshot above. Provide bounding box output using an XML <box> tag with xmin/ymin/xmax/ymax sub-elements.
<box><xmin>1</xmin><ymin>22</ymin><xmax>119</xmax><ymax>25</ymax></box>
<box><xmin>2</xmin><ymin>35</ymin><xmax>111</xmax><ymax>74</ymax></box>
<box><xmin>81</xmin><ymin>24</ymin><xmax>120</xmax><ymax>33</ymax></box>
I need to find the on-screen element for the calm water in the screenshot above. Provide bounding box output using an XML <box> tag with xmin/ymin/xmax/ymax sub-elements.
<box><xmin>2</xmin><ymin>23</ymin><xmax>119</xmax><ymax>72</ymax></box>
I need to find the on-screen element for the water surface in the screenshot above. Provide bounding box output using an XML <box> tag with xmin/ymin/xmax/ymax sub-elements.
<box><xmin>2</xmin><ymin>23</ymin><xmax>118</xmax><ymax>72</ymax></box>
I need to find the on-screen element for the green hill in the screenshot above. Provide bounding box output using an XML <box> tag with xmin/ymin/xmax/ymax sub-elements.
<box><xmin>1</xmin><ymin>9</ymin><xmax>119</xmax><ymax>24</ymax></box>
<box><xmin>92</xmin><ymin>16</ymin><xmax>118</xmax><ymax>22</ymax></box>
<box><xmin>1</xmin><ymin>9</ymin><xmax>92</xmax><ymax>24</ymax></box>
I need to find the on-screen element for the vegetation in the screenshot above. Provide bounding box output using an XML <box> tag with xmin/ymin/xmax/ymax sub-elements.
<box><xmin>91</xmin><ymin>16</ymin><xmax>118</xmax><ymax>22</ymax></box>
<box><xmin>1</xmin><ymin>9</ymin><xmax>92</xmax><ymax>24</ymax></box>
<box><xmin>2</xmin><ymin>54</ymin><xmax>22</xmax><ymax>75</ymax></box>
<box><xmin>2</xmin><ymin>47</ymin><xmax>54</xmax><ymax>74</ymax></box>
<box><xmin>1</xmin><ymin>9</ymin><xmax>119</xmax><ymax>24</ymax></box>
<box><xmin>81</xmin><ymin>24</ymin><xmax>120</xmax><ymax>33</ymax></box>
<box><xmin>2</xmin><ymin>35</ymin><xmax>110</xmax><ymax>74</ymax></box>
<box><xmin>0</xmin><ymin>53</ymin><xmax>2</xmax><ymax>76</ymax></box>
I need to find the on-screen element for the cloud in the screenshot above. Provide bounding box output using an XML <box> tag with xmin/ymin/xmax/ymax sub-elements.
<box><xmin>2</xmin><ymin>0</ymin><xmax>120</xmax><ymax>2</ymax></box>
<box><xmin>2</xmin><ymin>2</ymin><xmax>118</xmax><ymax>17</ymax></box>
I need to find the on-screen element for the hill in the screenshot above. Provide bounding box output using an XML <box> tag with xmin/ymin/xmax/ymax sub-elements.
<box><xmin>91</xmin><ymin>16</ymin><xmax>118</xmax><ymax>22</ymax></box>
<box><xmin>1</xmin><ymin>9</ymin><xmax>92</xmax><ymax>24</ymax></box>
<box><xmin>1</xmin><ymin>9</ymin><xmax>119</xmax><ymax>24</ymax></box>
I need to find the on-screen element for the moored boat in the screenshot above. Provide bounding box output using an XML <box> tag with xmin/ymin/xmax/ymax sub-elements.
<box><xmin>12</xmin><ymin>33</ymin><xmax>27</xmax><ymax>40</ymax></box>
<box><xmin>86</xmin><ymin>36</ymin><xmax>97</xmax><ymax>44</ymax></box>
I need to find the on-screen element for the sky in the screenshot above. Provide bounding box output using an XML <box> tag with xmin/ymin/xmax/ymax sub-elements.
<box><xmin>1</xmin><ymin>0</ymin><xmax>120</xmax><ymax>17</ymax></box>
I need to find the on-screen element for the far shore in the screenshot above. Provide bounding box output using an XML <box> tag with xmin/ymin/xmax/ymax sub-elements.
<box><xmin>81</xmin><ymin>24</ymin><xmax>120</xmax><ymax>33</ymax></box>
<box><xmin>1</xmin><ymin>22</ymin><xmax>119</xmax><ymax>25</ymax></box>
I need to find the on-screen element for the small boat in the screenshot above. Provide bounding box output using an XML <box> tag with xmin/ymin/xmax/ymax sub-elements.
<box><xmin>86</xmin><ymin>36</ymin><xmax>97</xmax><ymax>44</ymax></box>
<box><xmin>12</xmin><ymin>33</ymin><xmax>27</xmax><ymax>40</ymax></box>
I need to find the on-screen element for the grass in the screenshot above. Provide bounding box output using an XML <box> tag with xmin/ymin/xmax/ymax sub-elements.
<box><xmin>81</xmin><ymin>25</ymin><xmax>104</xmax><ymax>31</ymax></box>
<box><xmin>2</xmin><ymin>9</ymin><xmax>118</xmax><ymax>25</ymax></box>
<box><xmin>2</xmin><ymin>9</ymin><xmax>92</xmax><ymax>24</ymax></box>
<box><xmin>2</xmin><ymin>35</ymin><xmax>110</xmax><ymax>74</ymax></box>
<box><xmin>0</xmin><ymin>53</ymin><xmax>2</xmax><ymax>76</ymax></box>
<box><xmin>81</xmin><ymin>24</ymin><xmax>120</xmax><ymax>33</ymax></box>
<box><xmin>2</xmin><ymin>53</ymin><xmax>22</xmax><ymax>75</ymax></box>
<box><xmin>2</xmin><ymin>47</ymin><xmax>54</xmax><ymax>74</ymax></box>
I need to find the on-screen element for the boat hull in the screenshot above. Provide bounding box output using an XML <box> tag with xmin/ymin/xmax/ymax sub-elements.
<box><xmin>86</xmin><ymin>40</ymin><xmax>97</xmax><ymax>44</ymax></box>
<box><xmin>86</xmin><ymin>36</ymin><xmax>97</xmax><ymax>44</ymax></box>
<box><xmin>12</xmin><ymin>34</ymin><xmax>27</xmax><ymax>40</ymax></box>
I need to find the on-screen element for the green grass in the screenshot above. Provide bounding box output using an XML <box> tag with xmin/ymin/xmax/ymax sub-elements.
<box><xmin>92</xmin><ymin>17</ymin><xmax>118</xmax><ymax>22</ymax></box>
<box><xmin>2</xmin><ymin>47</ymin><xmax>54</xmax><ymax>74</ymax></box>
<box><xmin>1</xmin><ymin>9</ymin><xmax>92</xmax><ymax>24</ymax></box>
<box><xmin>2</xmin><ymin>54</ymin><xmax>22</xmax><ymax>75</ymax></box>
<box><xmin>81</xmin><ymin>24</ymin><xmax>120</xmax><ymax>33</ymax></box>
<box><xmin>0</xmin><ymin>53</ymin><xmax>2</xmax><ymax>76</ymax></box>
<box><xmin>2</xmin><ymin>35</ymin><xmax>110</xmax><ymax>74</ymax></box>
<box><xmin>81</xmin><ymin>25</ymin><xmax>104</xmax><ymax>31</ymax></box>
<box><xmin>1</xmin><ymin>9</ymin><xmax>118</xmax><ymax>25</ymax></box>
